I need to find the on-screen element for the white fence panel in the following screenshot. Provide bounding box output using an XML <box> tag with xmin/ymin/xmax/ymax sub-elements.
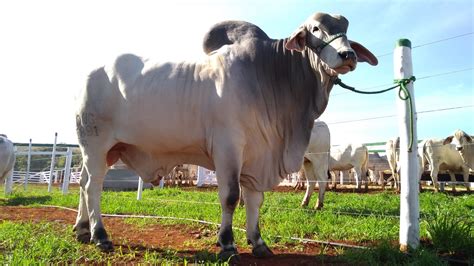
<box><xmin>12</xmin><ymin>171</ymin><xmax>81</xmax><ymax>184</ymax></box>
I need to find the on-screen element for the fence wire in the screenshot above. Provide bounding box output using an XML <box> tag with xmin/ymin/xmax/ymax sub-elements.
<box><xmin>40</xmin><ymin>192</ymin><xmax>469</xmax><ymax>221</ymax></box>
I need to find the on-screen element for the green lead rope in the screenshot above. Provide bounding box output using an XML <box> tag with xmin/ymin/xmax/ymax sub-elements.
<box><xmin>335</xmin><ymin>76</ymin><xmax>416</xmax><ymax>152</ymax></box>
<box><xmin>394</xmin><ymin>76</ymin><xmax>416</xmax><ymax>152</ymax></box>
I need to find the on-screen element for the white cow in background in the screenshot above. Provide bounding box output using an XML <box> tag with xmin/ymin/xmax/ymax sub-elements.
<box><xmin>385</xmin><ymin>137</ymin><xmax>400</xmax><ymax>190</ymax></box>
<box><xmin>443</xmin><ymin>129</ymin><xmax>474</xmax><ymax>170</ymax></box>
<box><xmin>367</xmin><ymin>152</ymin><xmax>390</xmax><ymax>186</ymax></box>
<box><xmin>330</xmin><ymin>143</ymin><xmax>369</xmax><ymax>191</ymax></box>
<box><xmin>422</xmin><ymin>138</ymin><xmax>471</xmax><ymax>192</ymax></box>
<box><xmin>300</xmin><ymin>121</ymin><xmax>330</xmax><ymax>209</ymax></box>
<box><xmin>385</xmin><ymin>138</ymin><xmax>426</xmax><ymax>191</ymax></box>
<box><xmin>0</xmin><ymin>134</ymin><xmax>15</xmax><ymax>194</ymax></box>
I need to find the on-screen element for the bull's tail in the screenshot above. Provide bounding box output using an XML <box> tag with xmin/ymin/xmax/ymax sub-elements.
<box><xmin>421</xmin><ymin>140</ymin><xmax>431</xmax><ymax>171</ymax></box>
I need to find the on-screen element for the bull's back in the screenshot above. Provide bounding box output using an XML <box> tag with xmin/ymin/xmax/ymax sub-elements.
<box><xmin>77</xmin><ymin>53</ymin><xmax>225</xmax><ymax>154</ymax></box>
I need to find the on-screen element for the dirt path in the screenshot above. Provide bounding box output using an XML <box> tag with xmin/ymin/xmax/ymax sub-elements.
<box><xmin>0</xmin><ymin>206</ymin><xmax>348</xmax><ymax>265</ymax></box>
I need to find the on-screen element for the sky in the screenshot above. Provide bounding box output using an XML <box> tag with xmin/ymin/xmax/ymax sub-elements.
<box><xmin>0</xmin><ymin>0</ymin><xmax>473</xmax><ymax>146</ymax></box>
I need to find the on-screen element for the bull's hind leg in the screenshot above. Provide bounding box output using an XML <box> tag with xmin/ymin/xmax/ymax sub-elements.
<box><xmin>430</xmin><ymin>168</ymin><xmax>440</xmax><ymax>192</ymax></box>
<box><xmin>301</xmin><ymin>161</ymin><xmax>316</xmax><ymax>207</ymax></box>
<box><xmin>242</xmin><ymin>186</ymin><xmax>273</xmax><ymax>258</ymax></box>
<box><xmin>82</xmin><ymin>153</ymin><xmax>112</xmax><ymax>251</ymax></box>
<box><xmin>353</xmin><ymin>167</ymin><xmax>362</xmax><ymax>191</ymax></box>
<box><xmin>73</xmin><ymin>166</ymin><xmax>92</xmax><ymax>243</ymax></box>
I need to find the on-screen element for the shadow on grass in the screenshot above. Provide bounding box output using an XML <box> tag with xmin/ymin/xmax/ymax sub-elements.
<box><xmin>0</xmin><ymin>195</ymin><xmax>52</xmax><ymax>206</ymax></box>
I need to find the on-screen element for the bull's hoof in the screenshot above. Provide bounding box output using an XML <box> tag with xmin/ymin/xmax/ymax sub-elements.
<box><xmin>218</xmin><ymin>248</ymin><xmax>239</xmax><ymax>262</ymax></box>
<box><xmin>75</xmin><ymin>231</ymin><xmax>91</xmax><ymax>244</ymax></box>
<box><xmin>73</xmin><ymin>222</ymin><xmax>91</xmax><ymax>244</ymax></box>
<box><xmin>96</xmin><ymin>240</ymin><xmax>114</xmax><ymax>252</ymax></box>
<box><xmin>252</xmin><ymin>243</ymin><xmax>274</xmax><ymax>258</ymax></box>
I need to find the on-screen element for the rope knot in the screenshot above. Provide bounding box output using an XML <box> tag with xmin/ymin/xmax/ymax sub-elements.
<box><xmin>393</xmin><ymin>76</ymin><xmax>416</xmax><ymax>152</ymax></box>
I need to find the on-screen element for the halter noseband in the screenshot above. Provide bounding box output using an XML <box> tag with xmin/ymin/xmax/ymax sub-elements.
<box><xmin>307</xmin><ymin>32</ymin><xmax>347</xmax><ymax>54</ymax></box>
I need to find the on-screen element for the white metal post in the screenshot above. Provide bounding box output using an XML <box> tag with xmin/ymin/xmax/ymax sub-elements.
<box><xmin>394</xmin><ymin>39</ymin><xmax>419</xmax><ymax>251</ymax></box>
<box><xmin>48</xmin><ymin>132</ymin><xmax>58</xmax><ymax>192</ymax></box>
<box><xmin>137</xmin><ymin>177</ymin><xmax>144</xmax><ymax>200</ymax></box>
<box><xmin>24</xmin><ymin>138</ymin><xmax>32</xmax><ymax>190</ymax></box>
<box><xmin>62</xmin><ymin>148</ymin><xmax>73</xmax><ymax>194</ymax></box>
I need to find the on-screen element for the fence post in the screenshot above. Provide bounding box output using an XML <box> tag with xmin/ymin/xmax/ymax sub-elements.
<box><xmin>137</xmin><ymin>177</ymin><xmax>144</xmax><ymax>200</ymax></box>
<box><xmin>394</xmin><ymin>39</ymin><xmax>419</xmax><ymax>251</ymax></box>
<box><xmin>62</xmin><ymin>148</ymin><xmax>73</xmax><ymax>194</ymax></box>
<box><xmin>24</xmin><ymin>138</ymin><xmax>32</xmax><ymax>190</ymax></box>
<box><xmin>48</xmin><ymin>132</ymin><xmax>58</xmax><ymax>192</ymax></box>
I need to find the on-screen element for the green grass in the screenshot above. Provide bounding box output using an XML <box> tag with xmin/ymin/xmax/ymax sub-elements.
<box><xmin>0</xmin><ymin>184</ymin><xmax>473</xmax><ymax>264</ymax></box>
<box><xmin>0</xmin><ymin>221</ymin><xmax>104</xmax><ymax>264</ymax></box>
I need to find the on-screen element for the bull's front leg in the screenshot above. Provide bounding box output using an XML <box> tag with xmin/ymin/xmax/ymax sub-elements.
<box><xmin>448</xmin><ymin>172</ymin><xmax>457</xmax><ymax>192</ymax></box>
<box><xmin>216</xmin><ymin>176</ymin><xmax>240</xmax><ymax>260</ymax></box>
<box><xmin>241</xmin><ymin>186</ymin><xmax>273</xmax><ymax>258</ymax></box>
<box><xmin>462</xmin><ymin>167</ymin><xmax>471</xmax><ymax>191</ymax></box>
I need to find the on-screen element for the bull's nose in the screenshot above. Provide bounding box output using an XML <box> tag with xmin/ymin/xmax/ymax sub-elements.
<box><xmin>456</xmin><ymin>147</ymin><xmax>463</xmax><ymax>151</ymax></box>
<box><xmin>338</xmin><ymin>50</ymin><xmax>356</xmax><ymax>61</ymax></box>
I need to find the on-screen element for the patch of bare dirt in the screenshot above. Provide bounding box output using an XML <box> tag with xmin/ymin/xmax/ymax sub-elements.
<box><xmin>0</xmin><ymin>206</ymin><xmax>347</xmax><ymax>265</ymax></box>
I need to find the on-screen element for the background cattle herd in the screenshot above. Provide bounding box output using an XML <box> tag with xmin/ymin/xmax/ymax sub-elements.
<box><xmin>1</xmin><ymin>126</ymin><xmax>472</xmax><ymax>198</ymax></box>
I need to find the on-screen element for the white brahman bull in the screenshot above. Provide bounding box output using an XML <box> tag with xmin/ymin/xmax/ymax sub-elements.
<box><xmin>74</xmin><ymin>12</ymin><xmax>377</xmax><ymax>259</ymax></box>
<box><xmin>0</xmin><ymin>134</ymin><xmax>15</xmax><ymax>193</ymax></box>
<box><xmin>423</xmin><ymin>138</ymin><xmax>471</xmax><ymax>192</ymax></box>
<box><xmin>300</xmin><ymin>120</ymin><xmax>330</xmax><ymax>209</ymax></box>
<box><xmin>329</xmin><ymin>143</ymin><xmax>369</xmax><ymax>191</ymax></box>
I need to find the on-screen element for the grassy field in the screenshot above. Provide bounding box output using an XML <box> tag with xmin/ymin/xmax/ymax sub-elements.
<box><xmin>0</xmin><ymin>184</ymin><xmax>473</xmax><ymax>264</ymax></box>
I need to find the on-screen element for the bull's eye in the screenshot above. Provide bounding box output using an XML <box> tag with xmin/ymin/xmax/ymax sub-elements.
<box><xmin>312</xmin><ymin>26</ymin><xmax>319</xmax><ymax>32</ymax></box>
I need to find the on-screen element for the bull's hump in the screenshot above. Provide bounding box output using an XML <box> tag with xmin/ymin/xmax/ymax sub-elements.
<box><xmin>112</xmin><ymin>54</ymin><xmax>144</xmax><ymax>89</ymax></box>
<box><xmin>203</xmin><ymin>20</ymin><xmax>270</xmax><ymax>55</ymax></box>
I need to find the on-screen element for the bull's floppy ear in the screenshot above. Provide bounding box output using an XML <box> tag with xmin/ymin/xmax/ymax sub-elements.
<box><xmin>285</xmin><ymin>26</ymin><xmax>306</xmax><ymax>52</ymax></box>
<box><xmin>349</xmin><ymin>40</ymin><xmax>378</xmax><ymax>66</ymax></box>
<box><xmin>465</xmin><ymin>134</ymin><xmax>473</xmax><ymax>143</ymax></box>
<box><xmin>443</xmin><ymin>136</ymin><xmax>454</xmax><ymax>145</ymax></box>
